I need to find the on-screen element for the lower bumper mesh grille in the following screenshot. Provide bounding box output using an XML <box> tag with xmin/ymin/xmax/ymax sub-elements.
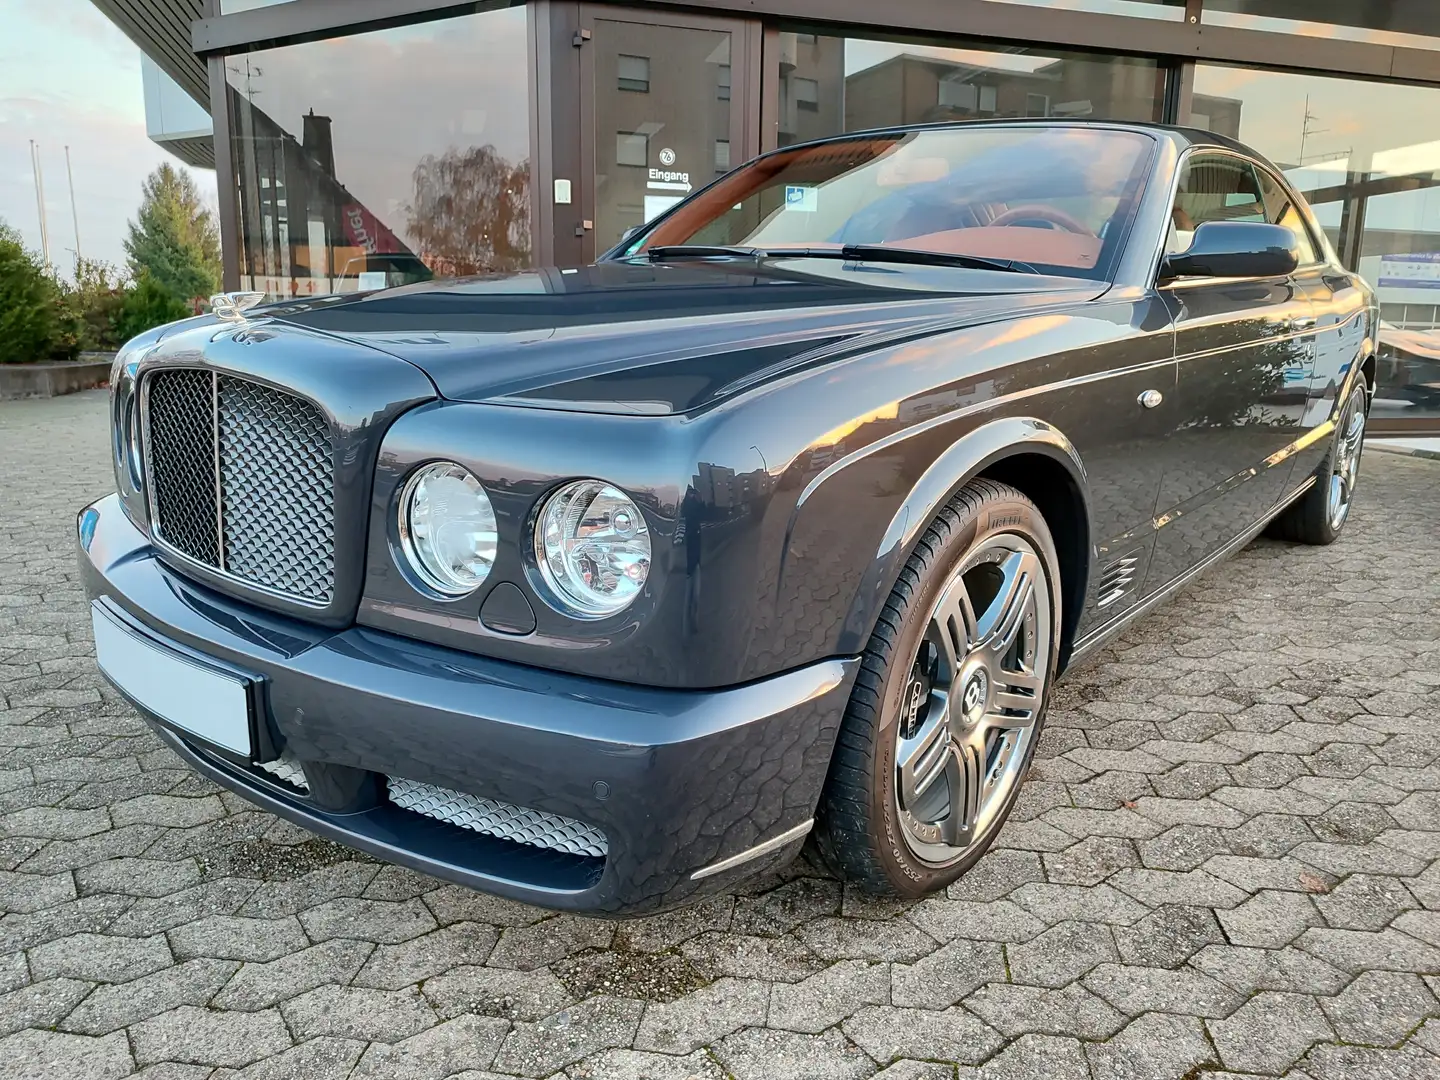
<box><xmin>387</xmin><ymin>777</ymin><xmax>608</xmax><ymax>858</ymax></box>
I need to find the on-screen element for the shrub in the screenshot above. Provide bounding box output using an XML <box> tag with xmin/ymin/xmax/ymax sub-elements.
<box><xmin>113</xmin><ymin>274</ymin><xmax>193</xmax><ymax>343</ymax></box>
<box><xmin>62</xmin><ymin>258</ymin><xmax>130</xmax><ymax>352</ymax></box>
<box><xmin>0</xmin><ymin>221</ymin><xmax>73</xmax><ymax>364</ymax></box>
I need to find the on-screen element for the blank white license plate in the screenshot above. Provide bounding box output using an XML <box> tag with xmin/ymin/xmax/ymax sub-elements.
<box><xmin>91</xmin><ymin>601</ymin><xmax>253</xmax><ymax>755</ymax></box>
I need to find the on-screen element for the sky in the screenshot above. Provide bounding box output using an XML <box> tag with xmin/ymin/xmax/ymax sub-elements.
<box><xmin>0</xmin><ymin>0</ymin><xmax>217</xmax><ymax>279</ymax></box>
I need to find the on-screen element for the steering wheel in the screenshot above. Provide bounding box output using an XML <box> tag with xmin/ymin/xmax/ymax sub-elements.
<box><xmin>988</xmin><ymin>205</ymin><xmax>1095</xmax><ymax>235</ymax></box>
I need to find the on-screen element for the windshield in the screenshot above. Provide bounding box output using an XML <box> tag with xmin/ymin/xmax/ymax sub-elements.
<box><xmin>622</xmin><ymin>125</ymin><xmax>1155</xmax><ymax>281</ymax></box>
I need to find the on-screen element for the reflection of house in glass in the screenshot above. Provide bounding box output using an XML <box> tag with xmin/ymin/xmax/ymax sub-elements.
<box><xmin>227</xmin><ymin>86</ymin><xmax>431</xmax><ymax>298</ymax></box>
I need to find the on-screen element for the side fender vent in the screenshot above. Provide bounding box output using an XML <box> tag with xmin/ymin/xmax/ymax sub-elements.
<box><xmin>1096</xmin><ymin>549</ymin><xmax>1143</xmax><ymax>609</ymax></box>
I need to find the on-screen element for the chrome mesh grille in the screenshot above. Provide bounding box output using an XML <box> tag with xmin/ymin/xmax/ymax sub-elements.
<box><xmin>255</xmin><ymin>752</ymin><xmax>308</xmax><ymax>792</ymax></box>
<box><xmin>144</xmin><ymin>369</ymin><xmax>335</xmax><ymax>604</ymax></box>
<box><xmin>387</xmin><ymin>777</ymin><xmax>609</xmax><ymax>859</ymax></box>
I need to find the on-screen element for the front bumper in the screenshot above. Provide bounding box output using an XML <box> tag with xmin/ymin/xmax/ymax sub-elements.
<box><xmin>78</xmin><ymin>494</ymin><xmax>856</xmax><ymax>915</ymax></box>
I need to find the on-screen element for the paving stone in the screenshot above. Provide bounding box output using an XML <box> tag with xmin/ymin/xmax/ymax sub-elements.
<box><xmin>0</xmin><ymin>805</ymin><xmax>111</xmax><ymax>840</ymax></box>
<box><xmin>1086</xmin><ymin>1012</ymin><xmax>1217</xmax><ymax>1080</ymax></box>
<box><xmin>1110</xmin><ymin>867</ymin><xmax>1249</xmax><ymax>908</ymax></box>
<box><xmin>167</xmin><ymin>914</ymin><xmax>308</xmax><ymax>962</ymax></box>
<box><xmin>1208</xmin><ymin>991</ymin><xmax>1334</xmax><ymax>1074</ymax></box>
<box><xmin>1394</xmin><ymin>910</ymin><xmax>1440</xmax><ymax>947</ymax></box>
<box><xmin>1319</xmin><ymin>969</ymin><xmax>1439</xmax><ymax>1047</ymax></box>
<box><xmin>0</xmin><ymin>1027</ymin><xmax>133</xmax><ymax>1080</ymax></box>
<box><xmin>129</xmin><ymin>1004</ymin><xmax>292</xmax><ymax>1068</ymax></box>
<box><xmin>211</xmin><ymin>938</ymin><xmax>374</xmax><ymax>1011</ymax></box>
<box><xmin>563</xmin><ymin>1047</ymin><xmax>726</xmax><ymax>1080</ymax></box>
<box><xmin>797</xmin><ymin>915</ymin><xmax>938</xmax><ymax>962</ymax></box>
<box><xmin>350</xmin><ymin>1015</ymin><xmax>510</xmax><ymax>1078</ymax></box>
<box><xmin>1314</xmin><ymin>874</ymin><xmax>1419</xmax><ymax>931</ymax></box>
<box><xmin>963</xmin><ymin>979</ymin><xmax>1127</xmax><ymax>1038</ymax></box>
<box><xmin>844</xmin><ymin>1004</ymin><xmax>1004</xmax><ymax>1066</ymax></box>
<box><xmin>732</xmin><ymin>877</ymin><xmax>841</xmax><ymax>934</ymax></box>
<box><xmin>423</xmin><ymin>965</ymin><xmax>573</xmax><ymax>1022</ymax></box>
<box><xmin>1083</xmin><ymin>962</ymin><xmax>1242</xmax><ymax>1018</ymax></box>
<box><xmin>1043</xmin><ymin>836</ymin><xmax>1139</xmax><ymax>885</ymax></box>
<box><xmin>352</xmin><ymin>922</ymin><xmax>498</xmax><ymax>990</ymax></box>
<box><xmin>1190</xmin><ymin>944</ymin><xmax>1350</xmax><ymax>996</ymax></box>
<box><xmin>209</xmin><ymin>1036</ymin><xmax>364</xmax><ymax>1080</ymax></box>
<box><xmin>110</xmin><ymin>794</ymin><xmax>225</xmax><ymax>829</ymax></box>
<box><xmin>962</xmin><ymin>1033</ymin><xmax>1090</xmax><ymax>1080</ymax></box>
<box><xmin>60</xmin><ymin>958</ymin><xmax>238</xmax><ymax>1035</ymax></box>
<box><xmin>0</xmin><ymin>868</ymin><xmax>76</xmax><ymax>914</ymax></box>
<box><xmin>1114</xmin><ymin>904</ymin><xmax>1226</xmax><ymax>968</ymax></box>
<box><xmin>106</xmin><ymin>878</ymin><xmax>258</xmax><ymax>936</ymax></box>
<box><xmin>891</xmin><ymin>938</ymin><xmax>1005</xmax><ymax>1010</ymax></box>
<box><xmin>714</xmin><ymin>1026</ymin><xmax>877</xmax><ymax>1080</ymax></box>
<box><xmin>297</xmin><ymin>896</ymin><xmax>438</xmax><ymax>946</ymax></box>
<box><xmin>0</xmin><ymin>976</ymin><xmax>92</xmax><ymax>1036</ymax></box>
<box><xmin>29</xmin><ymin>931</ymin><xmax>172</xmax><ymax>983</ymax></box>
<box><xmin>489</xmin><ymin>915</ymin><xmax>614</xmax><ymax>970</ymax></box>
<box><xmin>905</xmin><ymin>898</ymin><xmax>1045</xmax><ymax>944</ymax></box>
<box><xmin>631</xmin><ymin>976</ymin><xmax>769</xmax><ymax>1050</ymax></box>
<box><xmin>75</xmin><ymin>857</ymin><xmax>202</xmax><ymax>898</ymax></box>
<box><xmin>614</xmin><ymin>895</ymin><xmax>733</xmax><ymax>951</ymax></box>
<box><xmin>1006</xmin><ymin>920</ymin><xmax>1117</xmax><ymax>988</ymax></box>
<box><xmin>491</xmin><ymin>995</ymin><xmax>644</xmax><ymax>1078</ymax></box>
<box><xmin>1219</xmin><ymin>889</ymin><xmax>1324</xmax><ymax>948</ymax></box>
<box><xmin>0</xmin><ymin>948</ymin><xmax>29</xmax><ymax>993</ymax></box>
<box><xmin>1201</xmin><ymin>854</ymin><xmax>1334</xmax><ymax>893</ymax></box>
<box><xmin>280</xmin><ymin>983</ymin><xmax>437</xmax><ymax>1042</ymax></box>
<box><xmin>680</xmin><ymin>931</ymin><xmax>827</xmax><ymax>983</ymax></box>
<box><xmin>1298</xmin><ymin>927</ymin><xmax>1440</xmax><ymax>974</ymax></box>
<box><xmin>237</xmin><ymin>862</ymin><xmax>380</xmax><ymax>919</ymax></box>
<box><xmin>946</xmin><ymin>848</ymin><xmax>1044</xmax><ymax>901</ymax></box>
<box><xmin>1299</xmin><ymin>1042</ymin><xmax>1440</xmax><ymax>1080</ymax></box>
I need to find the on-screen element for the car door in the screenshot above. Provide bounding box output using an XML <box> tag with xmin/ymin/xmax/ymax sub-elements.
<box><xmin>1147</xmin><ymin>151</ymin><xmax>1316</xmax><ymax>591</ymax></box>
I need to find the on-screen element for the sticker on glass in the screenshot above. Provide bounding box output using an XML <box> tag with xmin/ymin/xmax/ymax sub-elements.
<box><xmin>784</xmin><ymin>185</ymin><xmax>818</xmax><ymax>212</ymax></box>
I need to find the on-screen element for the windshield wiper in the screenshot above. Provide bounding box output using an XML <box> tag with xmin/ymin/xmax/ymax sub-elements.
<box><xmin>765</xmin><ymin>245</ymin><xmax>1039</xmax><ymax>275</ymax></box>
<box><xmin>641</xmin><ymin>245</ymin><xmax>762</xmax><ymax>261</ymax></box>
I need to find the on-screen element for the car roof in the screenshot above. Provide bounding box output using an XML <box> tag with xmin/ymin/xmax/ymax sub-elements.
<box><xmin>762</xmin><ymin>117</ymin><xmax>1263</xmax><ymax>164</ymax></box>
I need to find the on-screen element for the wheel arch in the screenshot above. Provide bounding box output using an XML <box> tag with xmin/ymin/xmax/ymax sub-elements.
<box><xmin>836</xmin><ymin>416</ymin><xmax>1093</xmax><ymax>676</ymax></box>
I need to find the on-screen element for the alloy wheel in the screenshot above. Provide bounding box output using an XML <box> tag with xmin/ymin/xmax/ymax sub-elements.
<box><xmin>893</xmin><ymin>534</ymin><xmax>1051</xmax><ymax>866</ymax></box>
<box><xmin>1327</xmin><ymin>390</ymin><xmax>1366</xmax><ymax>531</ymax></box>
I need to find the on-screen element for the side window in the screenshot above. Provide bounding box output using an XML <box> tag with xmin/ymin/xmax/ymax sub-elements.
<box><xmin>1255</xmin><ymin>167</ymin><xmax>1321</xmax><ymax>266</ymax></box>
<box><xmin>1168</xmin><ymin>154</ymin><xmax>1267</xmax><ymax>254</ymax></box>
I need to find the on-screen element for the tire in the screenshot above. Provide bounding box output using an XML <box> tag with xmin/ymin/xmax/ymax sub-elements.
<box><xmin>812</xmin><ymin>478</ymin><xmax>1063</xmax><ymax>897</ymax></box>
<box><xmin>1267</xmin><ymin>379</ymin><xmax>1369</xmax><ymax>546</ymax></box>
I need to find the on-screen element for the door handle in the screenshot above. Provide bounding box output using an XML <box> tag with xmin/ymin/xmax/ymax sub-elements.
<box><xmin>1138</xmin><ymin>389</ymin><xmax>1163</xmax><ymax>409</ymax></box>
<box><xmin>1290</xmin><ymin>316</ymin><xmax>1316</xmax><ymax>332</ymax></box>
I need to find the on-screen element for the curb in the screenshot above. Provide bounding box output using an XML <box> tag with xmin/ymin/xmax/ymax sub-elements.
<box><xmin>1369</xmin><ymin>440</ymin><xmax>1440</xmax><ymax>462</ymax></box>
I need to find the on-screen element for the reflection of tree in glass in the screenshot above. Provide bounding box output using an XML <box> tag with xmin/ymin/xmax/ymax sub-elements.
<box><xmin>404</xmin><ymin>146</ymin><xmax>530</xmax><ymax>275</ymax></box>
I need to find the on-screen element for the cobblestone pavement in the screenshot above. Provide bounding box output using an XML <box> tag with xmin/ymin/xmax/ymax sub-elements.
<box><xmin>3</xmin><ymin>389</ymin><xmax>1439</xmax><ymax>1080</ymax></box>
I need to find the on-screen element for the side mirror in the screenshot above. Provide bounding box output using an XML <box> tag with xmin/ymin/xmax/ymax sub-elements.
<box><xmin>1160</xmin><ymin>221</ymin><xmax>1300</xmax><ymax>281</ymax></box>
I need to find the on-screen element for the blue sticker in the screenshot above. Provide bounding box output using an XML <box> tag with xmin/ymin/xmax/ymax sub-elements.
<box><xmin>784</xmin><ymin>185</ymin><xmax>818</xmax><ymax>212</ymax></box>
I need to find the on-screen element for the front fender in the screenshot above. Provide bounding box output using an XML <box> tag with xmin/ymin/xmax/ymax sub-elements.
<box><xmin>788</xmin><ymin>415</ymin><xmax>1091</xmax><ymax>664</ymax></box>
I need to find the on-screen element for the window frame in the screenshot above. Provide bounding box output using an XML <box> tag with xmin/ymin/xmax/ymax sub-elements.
<box><xmin>1158</xmin><ymin>145</ymin><xmax>1333</xmax><ymax>288</ymax></box>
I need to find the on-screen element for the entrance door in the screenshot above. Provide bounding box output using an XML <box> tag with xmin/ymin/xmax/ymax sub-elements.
<box><xmin>576</xmin><ymin>7</ymin><xmax>757</xmax><ymax>260</ymax></box>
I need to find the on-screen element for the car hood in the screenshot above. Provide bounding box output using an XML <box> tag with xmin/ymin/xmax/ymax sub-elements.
<box><xmin>266</xmin><ymin>259</ymin><xmax>1106</xmax><ymax>414</ymax></box>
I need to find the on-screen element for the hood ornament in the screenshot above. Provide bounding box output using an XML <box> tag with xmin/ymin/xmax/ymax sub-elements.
<box><xmin>210</xmin><ymin>291</ymin><xmax>266</xmax><ymax>324</ymax></box>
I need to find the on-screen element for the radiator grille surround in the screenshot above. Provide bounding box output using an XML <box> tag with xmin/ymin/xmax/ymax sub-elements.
<box><xmin>387</xmin><ymin>777</ymin><xmax>609</xmax><ymax>859</ymax></box>
<box><xmin>143</xmin><ymin>368</ymin><xmax>336</xmax><ymax>605</ymax></box>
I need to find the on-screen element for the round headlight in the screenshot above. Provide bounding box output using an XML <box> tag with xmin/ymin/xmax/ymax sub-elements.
<box><xmin>534</xmin><ymin>480</ymin><xmax>651</xmax><ymax>617</ymax></box>
<box><xmin>398</xmin><ymin>462</ymin><xmax>498</xmax><ymax>597</ymax></box>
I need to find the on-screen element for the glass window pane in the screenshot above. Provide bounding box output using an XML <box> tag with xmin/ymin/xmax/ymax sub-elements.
<box><xmin>774</xmin><ymin>32</ymin><xmax>1164</xmax><ymax>148</ymax></box>
<box><xmin>980</xmin><ymin>0</ymin><xmax>1183</xmax><ymax>16</ymax></box>
<box><xmin>618</xmin><ymin>55</ymin><xmax>651</xmax><ymax>93</ymax></box>
<box><xmin>714</xmin><ymin>139</ymin><xmax>731</xmax><ymax>172</ymax></box>
<box><xmin>617</xmin><ymin>132</ymin><xmax>649</xmax><ymax>167</ymax></box>
<box><xmin>1204</xmin><ymin>1</ymin><xmax>1440</xmax><ymax>51</ymax></box>
<box><xmin>226</xmin><ymin>8</ymin><xmax>532</xmax><ymax>299</ymax></box>
<box><xmin>1191</xmin><ymin>63</ymin><xmax>1440</xmax><ymax>425</ymax></box>
<box><xmin>1254</xmin><ymin>167</ymin><xmax>1319</xmax><ymax>264</ymax></box>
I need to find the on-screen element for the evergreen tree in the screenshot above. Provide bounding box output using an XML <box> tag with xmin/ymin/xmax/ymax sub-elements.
<box><xmin>123</xmin><ymin>163</ymin><xmax>222</xmax><ymax>303</ymax></box>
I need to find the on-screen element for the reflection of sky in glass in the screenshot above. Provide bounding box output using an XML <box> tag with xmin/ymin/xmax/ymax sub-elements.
<box><xmin>1203</xmin><ymin>5</ymin><xmax>1440</xmax><ymax>50</ymax></box>
<box><xmin>979</xmin><ymin>0</ymin><xmax>1182</xmax><ymax>17</ymax></box>
<box><xmin>228</xmin><ymin>9</ymin><xmax>530</xmax><ymax>251</ymax></box>
<box><xmin>844</xmin><ymin>41</ymin><xmax>1055</xmax><ymax>77</ymax></box>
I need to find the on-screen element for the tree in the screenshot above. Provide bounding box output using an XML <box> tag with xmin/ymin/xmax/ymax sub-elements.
<box><xmin>124</xmin><ymin>163</ymin><xmax>222</xmax><ymax>303</ymax></box>
<box><xmin>404</xmin><ymin>146</ymin><xmax>530</xmax><ymax>276</ymax></box>
<box><xmin>0</xmin><ymin>219</ymin><xmax>70</xmax><ymax>364</ymax></box>
<box><xmin>112</xmin><ymin>274</ymin><xmax>192</xmax><ymax>344</ymax></box>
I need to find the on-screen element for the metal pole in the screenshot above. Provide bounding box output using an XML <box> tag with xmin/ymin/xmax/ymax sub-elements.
<box><xmin>30</xmin><ymin>140</ymin><xmax>51</xmax><ymax>266</ymax></box>
<box><xmin>64</xmin><ymin>145</ymin><xmax>81</xmax><ymax>262</ymax></box>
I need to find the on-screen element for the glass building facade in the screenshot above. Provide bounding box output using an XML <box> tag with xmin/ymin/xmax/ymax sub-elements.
<box><xmin>173</xmin><ymin>0</ymin><xmax>1440</xmax><ymax>432</ymax></box>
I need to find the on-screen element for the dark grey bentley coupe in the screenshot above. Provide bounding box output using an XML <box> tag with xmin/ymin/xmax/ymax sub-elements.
<box><xmin>79</xmin><ymin>120</ymin><xmax>1376</xmax><ymax>914</ymax></box>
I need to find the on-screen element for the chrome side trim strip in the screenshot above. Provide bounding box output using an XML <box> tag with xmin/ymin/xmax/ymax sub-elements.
<box><xmin>691</xmin><ymin>818</ymin><xmax>814</xmax><ymax>880</ymax></box>
<box><xmin>1068</xmin><ymin>474</ymin><xmax>1317</xmax><ymax>670</ymax></box>
<box><xmin>211</xmin><ymin>370</ymin><xmax>226</xmax><ymax>572</ymax></box>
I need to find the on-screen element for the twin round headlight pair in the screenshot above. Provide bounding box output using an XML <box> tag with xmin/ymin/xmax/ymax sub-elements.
<box><xmin>397</xmin><ymin>462</ymin><xmax>652</xmax><ymax>618</ymax></box>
